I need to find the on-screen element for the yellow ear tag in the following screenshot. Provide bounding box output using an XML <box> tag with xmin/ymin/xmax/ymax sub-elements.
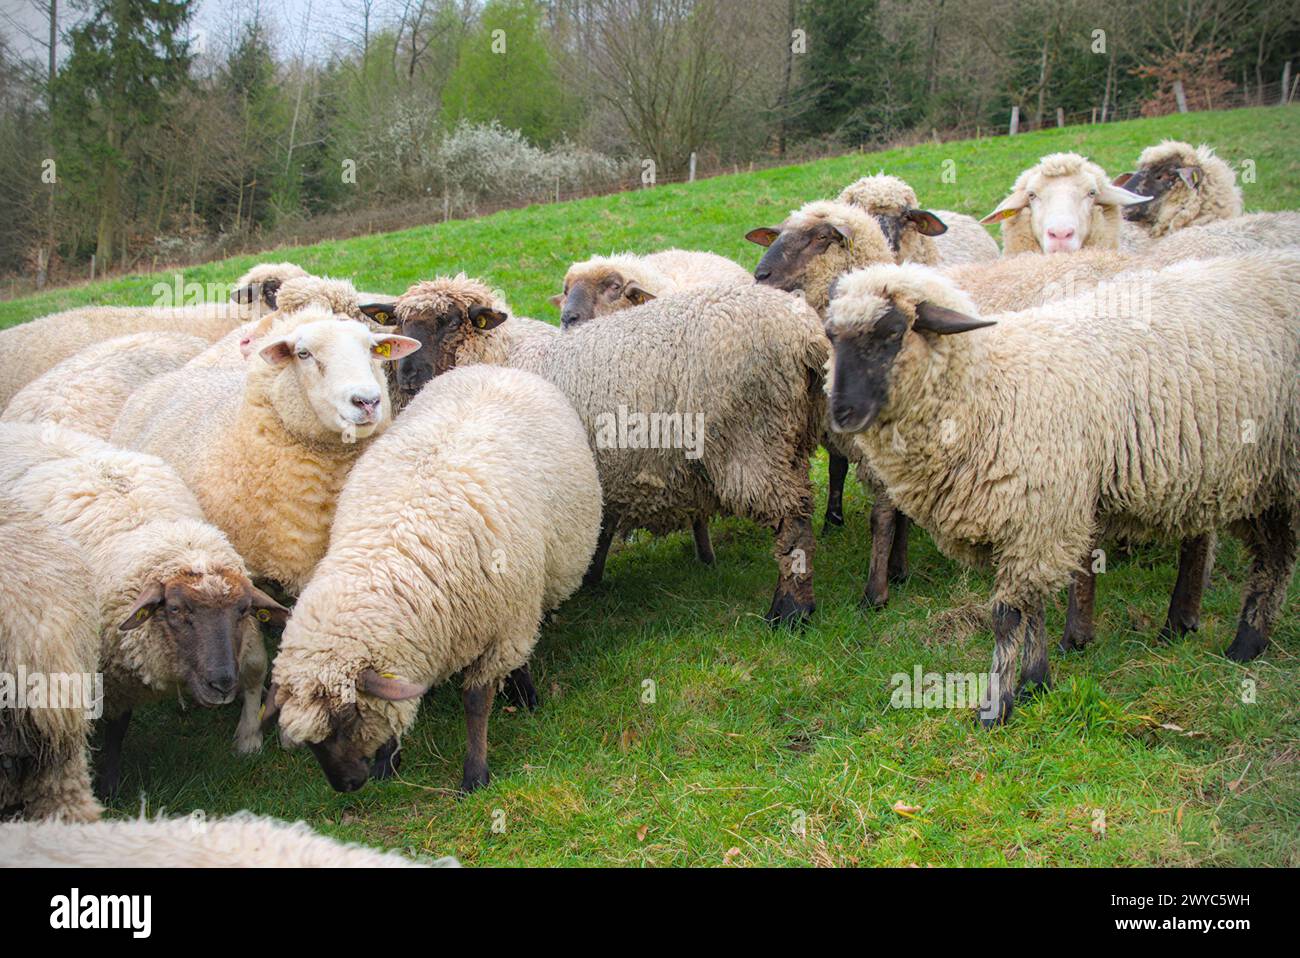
<box><xmin>256</xmin><ymin>609</ymin><xmax>272</xmax><ymax>622</ymax></box>
<box><xmin>474</xmin><ymin>316</ymin><xmax>488</xmax><ymax>329</ymax></box>
<box><xmin>381</xmin><ymin>672</ymin><xmax>398</xmax><ymax>679</ymax></box>
<box><xmin>374</xmin><ymin>341</ymin><xmax>392</xmax><ymax>358</ymax></box>
<box><xmin>135</xmin><ymin>608</ymin><xmax>150</xmax><ymax>622</ymax></box>
<box><xmin>258</xmin><ymin>704</ymin><xmax>266</xmax><ymax>720</ymax></box>
<box><xmin>374</xmin><ymin>311</ymin><xmax>390</xmax><ymax>323</ymax></box>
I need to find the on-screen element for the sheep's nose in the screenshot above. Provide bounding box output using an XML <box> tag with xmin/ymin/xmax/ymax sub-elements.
<box><xmin>754</xmin><ymin>266</ymin><xmax>772</xmax><ymax>282</ymax></box>
<box><xmin>351</xmin><ymin>392</ymin><xmax>381</xmax><ymax>414</ymax></box>
<box><xmin>561</xmin><ymin>312</ymin><xmax>583</xmax><ymax>328</ymax></box>
<box><xmin>207</xmin><ymin>674</ymin><xmax>237</xmax><ymax>698</ymax></box>
<box><xmin>1046</xmin><ymin>226</ymin><xmax>1075</xmax><ymax>240</ymax></box>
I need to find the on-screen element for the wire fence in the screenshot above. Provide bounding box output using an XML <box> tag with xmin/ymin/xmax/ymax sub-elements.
<box><xmin>4</xmin><ymin>77</ymin><xmax>1295</xmax><ymax>302</ymax></box>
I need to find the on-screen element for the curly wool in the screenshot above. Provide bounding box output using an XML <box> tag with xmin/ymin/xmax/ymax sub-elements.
<box><xmin>1133</xmin><ymin>140</ymin><xmax>1243</xmax><ymax>239</ymax></box>
<box><xmin>1146</xmin><ymin>211</ymin><xmax>1300</xmax><ymax>267</ymax></box>
<box><xmin>271</xmin><ymin>365</ymin><xmax>599</xmax><ymax>755</ymax></box>
<box><xmin>0</xmin><ymin>499</ymin><xmax>102</xmax><ymax>823</ymax></box>
<box><xmin>1</xmin><ymin>332</ymin><xmax>207</xmax><ymax>439</ymax></box>
<box><xmin>781</xmin><ymin>200</ymin><xmax>896</xmax><ymax>312</ymax></box>
<box><xmin>943</xmin><ymin>248</ymin><xmax>1138</xmax><ymax>313</ymax></box>
<box><xmin>0</xmin><ymin>811</ymin><xmax>457</xmax><ymax>867</ymax></box>
<box><xmin>997</xmin><ymin>152</ymin><xmax>1123</xmax><ymax>255</ymax></box>
<box><xmin>563</xmin><ymin>249</ymin><xmax>751</xmax><ymax>299</ymax></box>
<box><xmin>0</xmin><ymin>424</ymin><xmax>265</xmax><ymax>741</ymax></box>
<box><xmin>828</xmin><ymin>253</ymin><xmax>1300</xmax><ymax>607</ymax></box>
<box><xmin>930</xmin><ymin>210</ymin><xmax>1001</xmax><ymax>265</ymax></box>
<box><xmin>114</xmin><ymin>309</ymin><xmax>391</xmax><ymax>594</ymax></box>
<box><xmin>837</xmin><ymin>174</ymin><xmax>938</xmax><ymax>265</ymax></box>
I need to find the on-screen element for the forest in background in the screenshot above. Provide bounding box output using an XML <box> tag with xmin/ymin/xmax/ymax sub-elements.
<box><xmin>1</xmin><ymin>0</ymin><xmax>1296</xmax><ymax>289</ymax></box>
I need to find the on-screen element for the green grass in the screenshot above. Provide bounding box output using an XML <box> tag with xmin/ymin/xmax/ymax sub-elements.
<box><xmin>8</xmin><ymin>106</ymin><xmax>1299</xmax><ymax>866</ymax></box>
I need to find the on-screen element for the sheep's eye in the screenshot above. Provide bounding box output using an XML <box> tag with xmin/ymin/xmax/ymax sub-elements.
<box><xmin>167</xmin><ymin>605</ymin><xmax>182</xmax><ymax>616</ymax></box>
<box><xmin>296</xmin><ymin>348</ymin><xmax>311</xmax><ymax>360</ymax></box>
<box><xmin>1088</xmin><ymin>189</ymin><xmax>1097</xmax><ymax>197</ymax></box>
<box><xmin>1027</xmin><ymin>192</ymin><xmax>1037</xmax><ymax>201</ymax></box>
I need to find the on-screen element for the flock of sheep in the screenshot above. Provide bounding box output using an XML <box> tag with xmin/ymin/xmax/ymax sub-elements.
<box><xmin>0</xmin><ymin>138</ymin><xmax>1297</xmax><ymax>866</ymax></box>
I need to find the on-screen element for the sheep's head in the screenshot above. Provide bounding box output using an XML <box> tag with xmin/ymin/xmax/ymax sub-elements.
<box><xmin>361</xmin><ymin>276</ymin><xmax>507</xmax><ymax>398</ymax></box>
<box><xmin>981</xmin><ymin>152</ymin><xmax>1150</xmax><ymax>253</ymax></box>
<box><xmin>747</xmin><ymin>200</ymin><xmax>894</xmax><ymax>312</ymax></box>
<box><xmin>237</xmin><ymin>276</ymin><xmax>364</xmax><ymax>359</ymax></box>
<box><xmin>837</xmin><ymin>174</ymin><xmax>949</xmax><ymax>261</ymax></box>
<box><xmin>551</xmin><ymin>256</ymin><xmax>661</xmax><ymax>328</ymax></box>
<box><xmin>263</xmin><ymin>666</ymin><xmax>425</xmax><ymax>793</ymax></box>
<box><xmin>824</xmin><ymin>263</ymin><xmax>993</xmax><ymax>433</ymax></box>
<box><xmin>254</xmin><ymin>311</ymin><xmax>419</xmax><ymax>442</ymax></box>
<box><xmin>1115</xmin><ymin>141</ymin><xmax>1229</xmax><ymax>228</ymax></box>
<box><xmin>229</xmin><ymin>262</ymin><xmax>311</xmax><ymax>314</ymax></box>
<box><xmin>118</xmin><ymin>565</ymin><xmax>286</xmax><ymax>708</ymax></box>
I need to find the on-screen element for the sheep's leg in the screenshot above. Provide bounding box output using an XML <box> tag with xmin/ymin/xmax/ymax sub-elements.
<box><xmin>887</xmin><ymin>513</ymin><xmax>910</xmax><ymax>583</ymax></box>
<box><xmin>370</xmin><ymin>737</ymin><xmax>401</xmax><ymax>780</ymax></box>
<box><xmin>582</xmin><ymin>513</ymin><xmax>618</xmax><ymax>587</ymax></box>
<box><xmin>460</xmin><ymin>684</ymin><xmax>493</xmax><ymax>794</ymax></box>
<box><xmin>1160</xmin><ymin>533</ymin><xmax>1216</xmax><ymax>641</ymax></box>
<box><xmin>1225</xmin><ymin>508</ymin><xmax>1297</xmax><ymax>662</ymax></box>
<box><xmin>1060</xmin><ymin>563</ymin><xmax>1097</xmax><ymax>652</ymax></box>
<box><xmin>979</xmin><ymin>602</ymin><xmax>1035</xmax><ymax>727</ymax></box>
<box><xmin>26</xmin><ymin>748</ymin><xmax>102</xmax><ymax>823</ymax></box>
<box><xmin>861</xmin><ymin>496</ymin><xmax>898</xmax><ymax>610</ymax></box>
<box><xmin>96</xmin><ymin>710</ymin><xmax>132</xmax><ymax>799</ymax></box>
<box><xmin>766</xmin><ymin>513</ymin><xmax>816</xmax><ymax>627</ymax></box>
<box><xmin>501</xmin><ymin>663</ymin><xmax>539</xmax><ymax>712</ymax></box>
<box><xmin>1016</xmin><ymin>603</ymin><xmax>1051</xmax><ymax>702</ymax></box>
<box><xmin>233</xmin><ymin>626</ymin><xmax>268</xmax><ymax>754</ymax></box>
<box><xmin>824</xmin><ymin>452</ymin><xmax>848</xmax><ymax>531</ymax></box>
<box><xmin>692</xmin><ymin>517</ymin><xmax>716</xmax><ymax>565</ymax></box>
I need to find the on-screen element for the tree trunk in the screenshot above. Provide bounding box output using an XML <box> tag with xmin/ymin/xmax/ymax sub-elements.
<box><xmin>95</xmin><ymin>123</ymin><xmax>121</xmax><ymax>266</ymax></box>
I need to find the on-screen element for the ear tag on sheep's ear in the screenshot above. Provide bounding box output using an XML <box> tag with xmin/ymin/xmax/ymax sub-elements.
<box><xmin>373</xmin><ymin>341</ymin><xmax>393</xmax><ymax>358</ymax></box>
<box><xmin>256</xmin><ymin>609</ymin><xmax>272</xmax><ymax>623</ymax></box>
<box><xmin>1177</xmin><ymin>167</ymin><xmax>1202</xmax><ymax>191</ymax></box>
<box><xmin>474</xmin><ymin>315</ymin><xmax>489</xmax><ymax>329</ymax></box>
<box><xmin>134</xmin><ymin>608</ymin><xmax>151</xmax><ymax>624</ymax></box>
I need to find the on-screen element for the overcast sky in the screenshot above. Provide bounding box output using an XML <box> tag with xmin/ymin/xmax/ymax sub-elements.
<box><xmin>1</xmin><ymin>0</ymin><xmax>382</xmax><ymax>65</ymax></box>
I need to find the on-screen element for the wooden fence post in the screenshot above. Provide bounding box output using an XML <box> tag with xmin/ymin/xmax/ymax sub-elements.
<box><xmin>1056</xmin><ymin>107</ymin><xmax>1065</xmax><ymax>127</ymax></box>
<box><xmin>1282</xmin><ymin>61</ymin><xmax>1293</xmax><ymax>104</ymax></box>
<box><xmin>688</xmin><ymin>152</ymin><xmax>697</xmax><ymax>182</ymax></box>
<box><xmin>89</xmin><ymin>254</ymin><xmax>96</xmax><ymax>281</ymax></box>
<box><xmin>1009</xmin><ymin>106</ymin><xmax>1020</xmax><ymax>135</ymax></box>
<box><xmin>1173</xmin><ymin>79</ymin><xmax>1188</xmax><ymax>113</ymax></box>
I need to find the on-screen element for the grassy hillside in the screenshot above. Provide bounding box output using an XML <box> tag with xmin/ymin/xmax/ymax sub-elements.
<box><xmin>5</xmin><ymin>107</ymin><xmax>1299</xmax><ymax>867</ymax></box>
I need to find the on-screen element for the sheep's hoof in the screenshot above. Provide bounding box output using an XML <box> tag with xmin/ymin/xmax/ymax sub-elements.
<box><xmin>859</xmin><ymin>587</ymin><xmax>888</xmax><ymax>612</ymax></box>
<box><xmin>370</xmin><ymin>738</ymin><xmax>401</xmax><ymax>780</ymax></box>
<box><xmin>975</xmin><ymin>696</ymin><xmax>1013</xmax><ymax>728</ymax></box>
<box><xmin>501</xmin><ymin>666</ymin><xmax>539</xmax><ymax>712</ymax></box>
<box><xmin>765</xmin><ymin>591</ymin><xmax>814</xmax><ymax>628</ymax></box>
<box><xmin>459</xmin><ymin>765</ymin><xmax>490</xmax><ymax>796</ymax></box>
<box><xmin>1058</xmin><ymin>626</ymin><xmax>1094</xmax><ymax>653</ymax></box>
<box><xmin>822</xmin><ymin>509</ymin><xmax>844</xmax><ymax>533</ymax></box>
<box><xmin>1157</xmin><ymin>616</ymin><xmax>1198</xmax><ymax>643</ymax></box>
<box><xmin>887</xmin><ymin>567</ymin><xmax>909</xmax><ymax>585</ymax></box>
<box><xmin>1015</xmin><ymin>678</ymin><xmax>1052</xmax><ymax>704</ymax></box>
<box><xmin>233</xmin><ymin>730</ymin><xmax>263</xmax><ymax>755</ymax></box>
<box><xmin>1224</xmin><ymin>624</ymin><xmax>1267</xmax><ymax>663</ymax></box>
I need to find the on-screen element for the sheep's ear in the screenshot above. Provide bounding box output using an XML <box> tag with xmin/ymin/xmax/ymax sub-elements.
<box><xmin>358</xmin><ymin>302</ymin><xmax>398</xmax><ymax>325</ymax></box>
<box><xmin>745</xmin><ymin>227</ymin><xmax>780</xmax><ymax>247</ymax></box>
<box><xmin>913</xmin><ymin>301</ymin><xmax>996</xmax><ymax>336</ymax></box>
<box><xmin>235</xmin><ymin>279</ymin><xmax>282</xmax><ymax>308</ymax></box>
<box><xmin>1175</xmin><ymin>166</ymin><xmax>1202</xmax><ymax>191</ymax></box>
<box><xmin>467</xmin><ymin>304</ymin><xmax>508</xmax><ymax>331</ymax></box>
<box><xmin>1096</xmin><ymin>183</ymin><xmax>1152</xmax><ymax>207</ymax></box>
<box><xmin>371</xmin><ymin>335</ymin><xmax>421</xmax><ymax>361</ymax></box>
<box><xmin>260</xmin><ymin>683</ymin><xmax>282</xmax><ymax>732</ymax></box>
<box><xmin>1111</xmin><ymin>171</ymin><xmax>1135</xmax><ymax>188</ymax></box>
<box><xmin>904</xmin><ymin>209</ymin><xmax>948</xmax><ymax>236</ymax></box>
<box><xmin>549</xmin><ymin>292</ymin><xmax>565</xmax><ymax>308</ymax></box>
<box><xmin>624</xmin><ymin>283</ymin><xmax>655</xmax><ymax>306</ymax></box>
<box><xmin>118</xmin><ymin>582</ymin><xmax>165</xmax><ymax>631</ymax></box>
<box><xmin>980</xmin><ymin>190</ymin><xmax>1028</xmax><ymax>224</ymax></box>
<box><xmin>231</xmin><ymin>284</ymin><xmax>256</xmax><ymax>305</ymax></box>
<box><xmin>358</xmin><ymin>668</ymin><xmax>428</xmax><ymax>702</ymax></box>
<box><xmin>250</xmin><ymin>588</ymin><xmax>290</xmax><ymax>629</ymax></box>
<box><xmin>259</xmin><ymin>338</ymin><xmax>296</xmax><ymax>366</ymax></box>
<box><xmin>829</xmin><ymin>224</ymin><xmax>853</xmax><ymax>247</ymax></box>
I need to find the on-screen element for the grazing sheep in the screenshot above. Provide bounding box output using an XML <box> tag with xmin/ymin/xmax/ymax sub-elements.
<box><xmin>376</xmin><ymin>276</ymin><xmax>827</xmax><ymax>625</ymax></box>
<box><xmin>0</xmin><ymin>812</ymin><xmax>458</xmax><ymax>867</ymax></box>
<box><xmin>113</xmin><ymin>310</ymin><xmax>419</xmax><ymax>595</ymax></box>
<box><xmin>0</xmin><ymin>498</ymin><xmax>101</xmax><ymax>823</ymax></box>
<box><xmin>0</xmin><ymin>424</ymin><xmax>287</xmax><ymax>794</ymax></box>
<box><xmin>0</xmin><ymin>262</ymin><xmax>306</xmax><ymax>408</ymax></box>
<box><xmin>1</xmin><ymin>332</ymin><xmax>208</xmax><ymax>439</ymax></box>
<box><xmin>552</xmin><ymin>249</ymin><xmax>752</xmax><ymax>328</ymax></box>
<box><xmin>980</xmin><ymin>152</ymin><xmax>1151</xmax><ymax>254</ymax></box>
<box><xmin>1117</xmin><ymin>141</ymin><xmax>1243</xmax><ymax>250</ymax></box>
<box><xmin>824</xmin><ymin>254</ymin><xmax>1300</xmax><ymax>723</ymax></box>
<box><xmin>264</xmin><ymin>365</ymin><xmax>600</xmax><ymax>794</ymax></box>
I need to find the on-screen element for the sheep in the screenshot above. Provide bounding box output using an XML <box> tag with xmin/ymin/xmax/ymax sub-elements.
<box><xmin>0</xmin><ymin>262</ymin><xmax>307</xmax><ymax>409</ymax></box>
<box><xmin>263</xmin><ymin>364</ymin><xmax>601</xmax><ymax>794</ymax></box>
<box><xmin>1145</xmin><ymin>211</ymin><xmax>1300</xmax><ymax>267</ymax></box>
<box><xmin>0</xmin><ymin>497</ymin><xmax>101</xmax><ymax>823</ymax></box>
<box><xmin>113</xmin><ymin>309</ymin><xmax>420</xmax><ymax>594</ymax></box>
<box><xmin>836</xmin><ymin>173</ymin><xmax>1000</xmax><ymax>266</ymax></box>
<box><xmin>0</xmin><ymin>423</ymin><xmax>288</xmax><ymax>794</ymax></box>
<box><xmin>980</xmin><ymin>152</ymin><xmax>1152</xmax><ymax>255</ymax></box>
<box><xmin>551</xmin><ymin>249</ymin><xmax>751</xmax><ymax>329</ymax></box>
<box><xmin>371</xmin><ymin>274</ymin><xmax>828</xmax><ymax>626</ymax></box>
<box><xmin>0</xmin><ymin>811</ymin><xmax>459</xmax><ymax>867</ymax></box>
<box><xmin>823</xmin><ymin>253</ymin><xmax>1300</xmax><ymax>724</ymax></box>
<box><xmin>1116</xmin><ymin>141</ymin><xmax>1243</xmax><ymax>250</ymax></box>
<box><xmin>1</xmin><ymin>332</ymin><xmax>208</xmax><ymax>439</ymax></box>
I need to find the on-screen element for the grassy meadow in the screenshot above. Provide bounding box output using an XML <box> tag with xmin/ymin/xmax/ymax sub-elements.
<box><xmin>1</xmin><ymin>106</ymin><xmax>1297</xmax><ymax>866</ymax></box>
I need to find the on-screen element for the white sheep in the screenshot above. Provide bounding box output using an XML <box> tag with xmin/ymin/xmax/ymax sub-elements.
<box><xmin>1</xmin><ymin>332</ymin><xmax>208</xmax><ymax>439</ymax></box>
<box><xmin>837</xmin><ymin>173</ymin><xmax>1000</xmax><ymax>266</ymax></box>
<box><xmin>378</xmin><ymin>275</ymin><xmax>828</xmax><ymax>626</ymax></box>
<box><xmin>824</xmin><ymin>254</ymin><xmax>1300</xmax><ymax>723</ymax></box>
<box><xmin>264</xmin><ymin>364</ymin><xmax>601</xmax><ymax>794</ymax></box>
<box><xmin>1145</xmin><ymin>210</ymin><xmax>1300</xmax><ymax>267</ymax></box>
<box><xmin>0</xmin><ymin>811</ymin><xmax>458</xmax><ymax>867</ymax></box>
<box><xmin>1116</xmin><ymin>140</ymin><xmax>1243</xmax><ymax>250</ymax></box>
<box><xmin>113</xmin><ymin>310</ymin><xmax>419</xmax><ymax>594</ymax></box>
<box><xmin>551</xmin><ymin>249</ymin><xmax>751</xmax><ymax>328</ymax></box>
<box><xmin>980</xmin><ymin>152</ymin><xmax>1151</xmax><ymax>254</ymax></box>
<box><xmin>0</xmin><ymin>497</ymin><xmax>101</xmax><ymax>822</ymax></box>
<box><xmin>0</xmin><ymin>423</ymin><xmax>287</xmax><ymax>794</ymax></box>
<box><xmin>0</xmin><ymin>262</ymin><xmax>307</xmax><ymax>408</ymax></box>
